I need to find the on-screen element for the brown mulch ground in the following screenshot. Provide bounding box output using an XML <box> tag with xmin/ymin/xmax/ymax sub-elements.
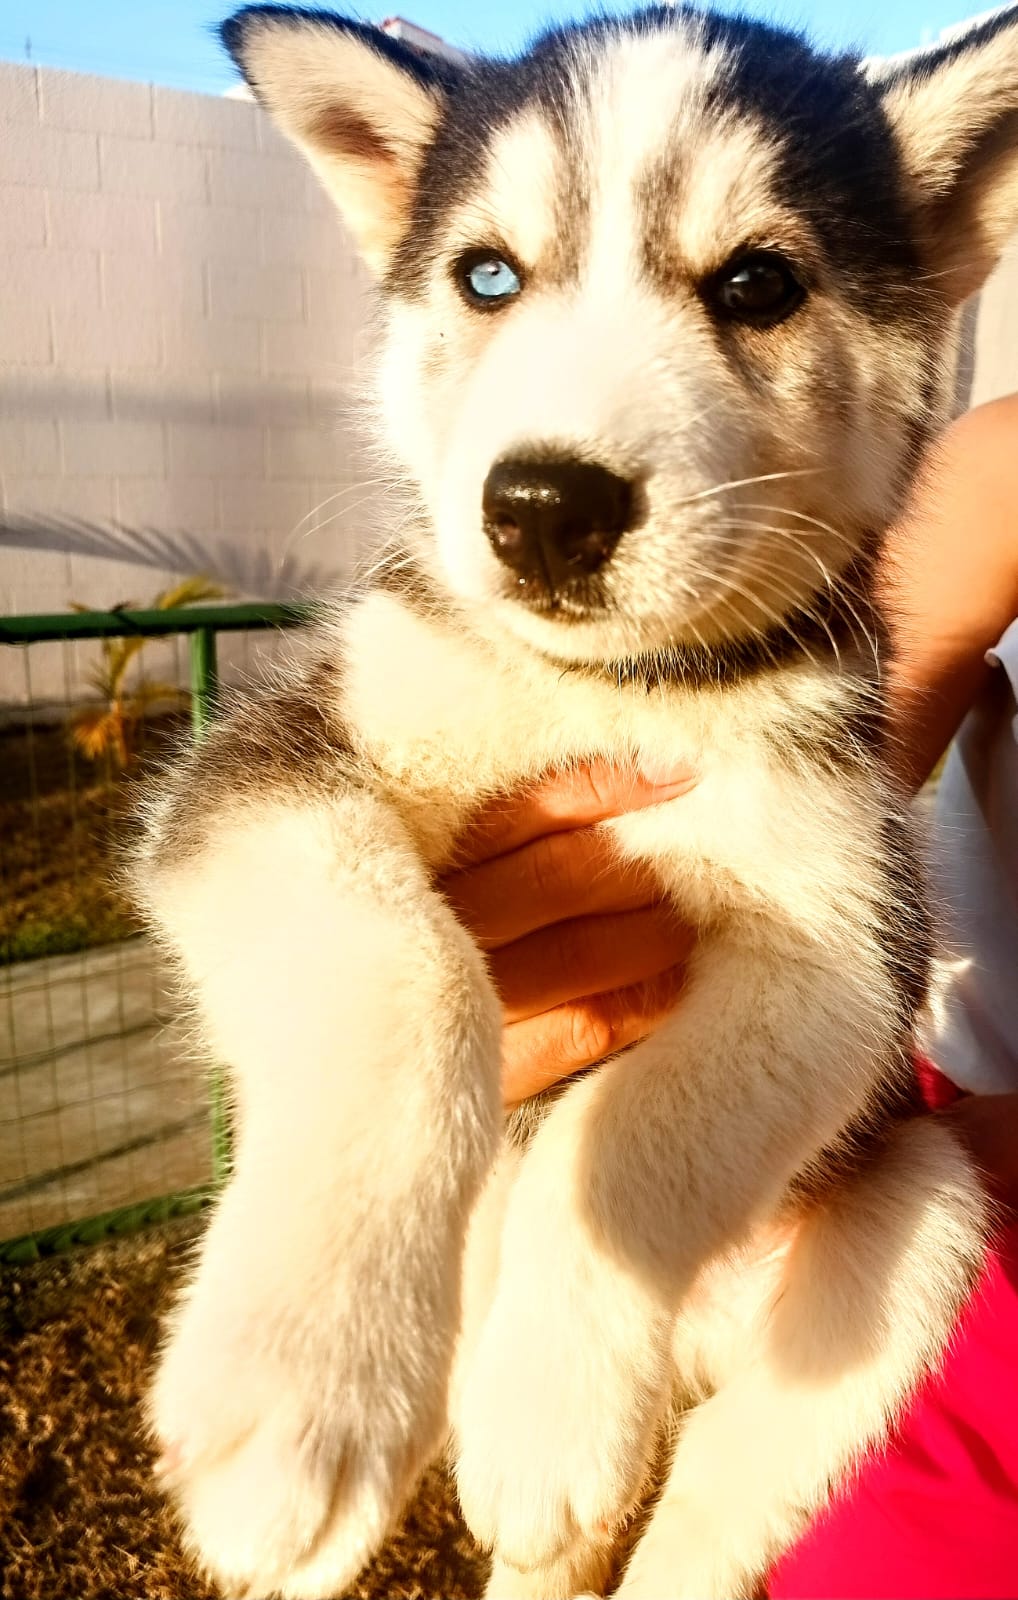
<box><xmin>0</xmin><ymin>1219</ymin><xmax>487</xmax><ymax>1600</ymax></box>
<box><xmin>0</xmin><ymin>718</ymin><xmax>184</xmax><ymax>965</ymax></box>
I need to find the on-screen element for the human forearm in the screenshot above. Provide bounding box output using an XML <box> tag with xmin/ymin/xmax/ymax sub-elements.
<box><xmin>881</xmin><ymin>395</ymin><xmax>1018</xmax><ymax>791</ymax></box>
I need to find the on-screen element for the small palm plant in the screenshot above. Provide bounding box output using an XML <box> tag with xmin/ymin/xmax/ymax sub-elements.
<box><xmin>69</xmin><ymin>576</ymin><xmax>226</xmax><ymax>770</ymax></box>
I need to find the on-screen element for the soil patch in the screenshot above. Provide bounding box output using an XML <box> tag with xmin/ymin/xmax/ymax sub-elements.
<box><xmin>0</xmin><ymin>717</ymin><xmax>185</xmax><ymax>966</ymax></box>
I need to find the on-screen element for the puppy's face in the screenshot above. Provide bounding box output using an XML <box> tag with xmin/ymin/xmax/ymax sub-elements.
<box><xmin>373</xmin><ymin>20</ymin><xmax>932</xmax><ymax>666</ymax></box>
<box><xmin>224</xmin><ymin>5</ymin><xmax>1018</xmax><ymax>666</ymax></box>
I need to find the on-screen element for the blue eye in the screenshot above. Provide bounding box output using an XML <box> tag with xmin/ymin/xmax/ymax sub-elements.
<box><xmin>459</xmin><ymin>252</ymin><xmax>522</xmax><ymax>306</ymax></box>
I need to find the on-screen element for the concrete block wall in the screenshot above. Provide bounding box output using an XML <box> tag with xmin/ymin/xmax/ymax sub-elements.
<box><xmin>0</xmin><ymin>58</ymin><xmax>377</xmax><ymax>704</ymax></box>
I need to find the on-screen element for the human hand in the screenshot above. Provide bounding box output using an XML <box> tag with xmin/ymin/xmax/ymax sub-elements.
<box><xmin>439</xmin><ymin>760</ymin><xmax>698</xmax><ymax>1107</ymax></box>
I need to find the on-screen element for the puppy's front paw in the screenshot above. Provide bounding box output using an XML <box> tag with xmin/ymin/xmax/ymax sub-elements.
<box><xmin>151</xmin><ymin>1203</ymin><xmax>449</xmax><ymax>1598</ymax></box>
<box><xmin>456</xmin><ymin>1288</ymin><xmax>668</xmax><ymax>1571</ymax></box>
<box><xmin>155</xmin><ymin>1363</ymin><xmax>397</xmax><ymax>1598</ymax></box>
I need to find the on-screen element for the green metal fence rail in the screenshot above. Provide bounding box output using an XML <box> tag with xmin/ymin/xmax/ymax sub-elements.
<box><xmin>0</xmin><ymin>601</ymin><xmax>313</xmax><ymax>1263</ymax></box>
<box><xmin>0</xmin><ymin>602</ymin><xmax>310</xmax><ymax>644</ymax></box>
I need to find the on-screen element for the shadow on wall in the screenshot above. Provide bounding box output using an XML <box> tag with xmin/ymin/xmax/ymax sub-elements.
<box><xmin>7</xmin><ymin>373</ymin><xmax>339</xmax><ymax>429</ymax></box>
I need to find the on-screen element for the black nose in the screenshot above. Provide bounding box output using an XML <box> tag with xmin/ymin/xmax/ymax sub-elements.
<box><xmin>482</xmin><ymin>457</ymin><xmax>633</xmax><ymax>590</ymax></box>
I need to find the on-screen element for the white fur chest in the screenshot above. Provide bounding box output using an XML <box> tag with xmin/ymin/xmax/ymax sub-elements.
<box><xmin>338</xmin><ymin>593</ymin><xmax>886</xmax><ymax>940</ymax></box>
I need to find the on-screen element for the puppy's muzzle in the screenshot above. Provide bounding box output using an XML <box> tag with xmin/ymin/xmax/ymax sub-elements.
<box><xmin>483</xmin><ymin>457</ymin><xmax>633</xmax><ymax>595</ymax></box>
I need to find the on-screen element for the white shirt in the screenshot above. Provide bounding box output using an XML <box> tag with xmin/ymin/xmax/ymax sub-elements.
<box><xmin>925</xmin><ymin>619</ymin><xmax>1018</xmax><ymax>1093</ymax></box>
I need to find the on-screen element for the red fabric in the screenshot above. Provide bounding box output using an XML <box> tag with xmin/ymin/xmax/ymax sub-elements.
<box><xmin>914</xmin><ymin>1053</ymin><xmax>965</xmax><ymax>1112</ymax></box>
<box><xmin>770</xmin><ymin>1064</ymin><xmax>1018</xmax><ymax>1600</ymax></box>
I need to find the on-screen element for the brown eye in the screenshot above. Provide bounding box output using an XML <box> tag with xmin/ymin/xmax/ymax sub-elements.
<box><xmin>705</xmin><ymin>251</ymin><xmax>806</xmax><ymax>326</ymax></box>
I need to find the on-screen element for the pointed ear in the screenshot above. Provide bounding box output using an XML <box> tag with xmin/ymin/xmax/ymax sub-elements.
<box><xmin>871</xmin><ymin>10</ymin><xmax>1018</xmax><ymax>305</ymax></box>
<box><xmin>221</xmin><ymin>6</ymin><xmax>457</xmax><ymax>273</ymax></box>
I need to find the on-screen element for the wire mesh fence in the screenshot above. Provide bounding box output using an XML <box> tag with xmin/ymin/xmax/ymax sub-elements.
<box><xmin>0</xmin><ymin>603</ymin><xmax>310</xmax><ymax>1259</ymax></box>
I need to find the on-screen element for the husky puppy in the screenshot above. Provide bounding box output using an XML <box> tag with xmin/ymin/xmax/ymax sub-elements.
<box><xmin>139</xmin><ymin>6</ymin><xmax>1018</xmax><ymax>1597</ymax></box>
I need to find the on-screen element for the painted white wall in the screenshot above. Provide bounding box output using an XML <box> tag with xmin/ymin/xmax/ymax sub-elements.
<box><xmin>0</xmin><ymin>59</ymin><xmax>384</xmax><ymax>705</ymax></box>
<box><xmin>965</xmin><ymin>238</ymin><xmax>1018</xmax><ymax>409</ymax></box>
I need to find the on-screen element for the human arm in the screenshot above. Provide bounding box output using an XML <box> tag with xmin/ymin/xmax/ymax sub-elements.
<box><xmin>880</xmin><ymin>394</ymin><xmax>1018</xmax><ymax>1199</ymax></box>
<box><xmin>881</xmin><ymin>392</ymin><xmax>1018</xmax><ymax>790</ymax></box>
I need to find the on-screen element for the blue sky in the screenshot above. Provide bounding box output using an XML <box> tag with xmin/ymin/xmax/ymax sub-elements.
<box><xmin>0</xmin><ymin>0</ymin><xmax>998</xmax><ymax>91</ymax></box>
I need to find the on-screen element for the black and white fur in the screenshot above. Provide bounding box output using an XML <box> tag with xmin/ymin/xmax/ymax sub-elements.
<box><xmin>137</xmin><ymin>8</ymin><xmax>1018</xmax><ymax>1597</ymax></box>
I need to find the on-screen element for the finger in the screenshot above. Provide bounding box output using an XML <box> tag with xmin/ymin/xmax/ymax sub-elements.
<box><xmin>452</xmin><ymin>757</ymin><xmax>697</xmax><ymax>868</ymax></box>
<box><xmin>492</xmin><ymin>905</ymin><xmax>695</xmax><ymax>1023</ymax></box>
<box><xmin>501</xmin><ymin>964</ymin><xmax>689</xmax><ymax>1106</ymax></box>
<box><xmin>442</xmin><ymin>827</ymin><xmax>659</xmax><ymax>949</ymax></box>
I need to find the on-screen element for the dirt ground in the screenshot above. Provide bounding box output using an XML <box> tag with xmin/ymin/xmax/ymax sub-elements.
<box><xmin>0</xmin><ymin>716</ymin><xmax>184</xmax><ymax>966</ymax></box>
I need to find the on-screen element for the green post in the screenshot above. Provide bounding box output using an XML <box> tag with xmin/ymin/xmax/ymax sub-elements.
<box><xmin>189</xmin><ymin>626</ymin><xmax>219</xmax><ymax>739</ymax></box>
<box><xmin>188</xmin><ymin>626</ymin><xmax>231</xmax><ymax>1185</ymax></box>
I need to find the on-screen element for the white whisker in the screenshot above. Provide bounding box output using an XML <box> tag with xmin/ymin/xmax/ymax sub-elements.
<box><xmin>675</xmin><ymin>468</ymin><xmax>821</xmax><ymax>508</ymax></box>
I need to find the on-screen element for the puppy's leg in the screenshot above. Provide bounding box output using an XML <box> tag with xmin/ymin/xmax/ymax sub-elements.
<box><xmin>145</xmin><ymin>791</ymin><xmax>501</xmax><ymax>1600</ymax></box>
<box><xmin>446</xmin><ymin>1141</ymin><xmax>622</xmax><ymax>1600</ymax></box>
<box><xmin>451</xmin><ymin>1153</ymin><xmax>620</xmax><ymax>1599</ymax></box>
<box><xmin>451</xmin><ymin>1146</ymin><xmax>523</xmax><ymax>1428</ymax></box>
<box><xmin>456</xmin><ymin>932</ymin><xmax>907</xmax><ymax>1570</ymax></box>
<box><xmin>615</xmin><ymin>1117</ymin><xmax>986</xmax><ymax>1600</ymax></box>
